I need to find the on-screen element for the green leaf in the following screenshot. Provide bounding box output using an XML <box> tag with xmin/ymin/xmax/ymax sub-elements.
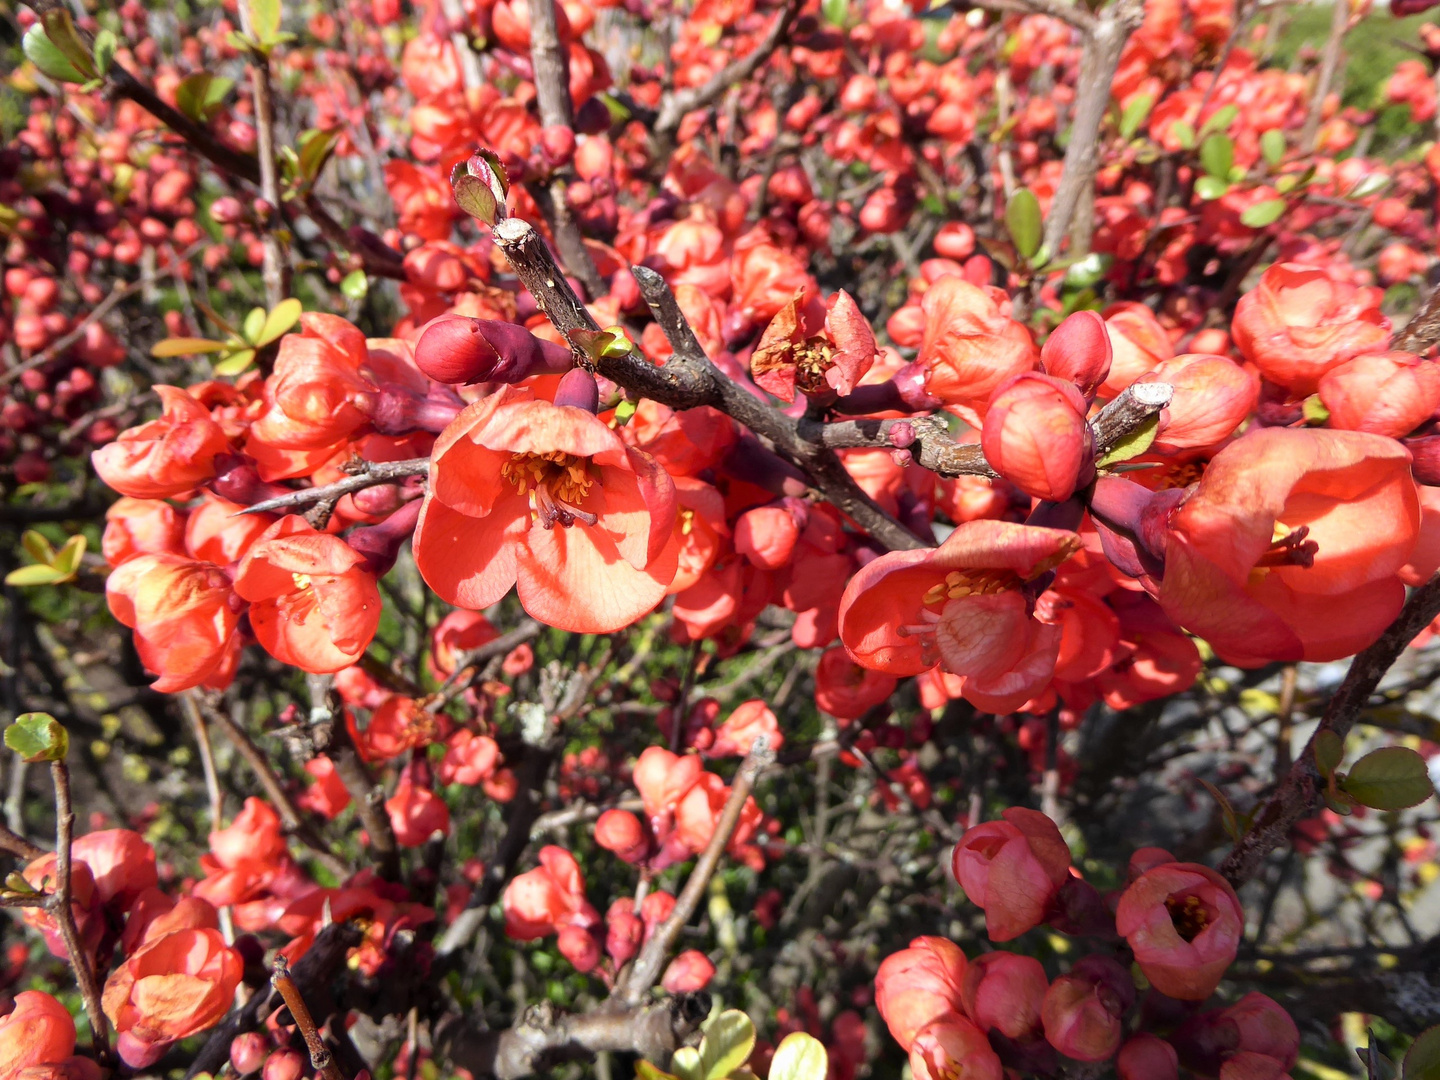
<box><xmin>39</xmin><ymin>10</ymin><xmax>97</xmax><ymax>79</ymax></box>
<box><xmin>612</xmin><ymin>398</ymin><xmax>638</xmax><ymax>427</ymax></box>
<box><xmin>4</xmin><ymin>564</ymin><xmax>72</xmax><ymax>587</ymax></box>
<box><xmin>1341</xmin><ymin>746</ymin><xmax>1436</xmax><ymax>811</ymax></box>
<box><xmin>5</xmin><ymin>712</ymin><xmax>69</xmax><ymax>763</ymax></box>
<box><xmin>1194</xmin><ymin>175</ymin><xmax>1229</xmax><ymax>201</ymax></box>
<box><xmin>1302</xmin><ymin>395</ymin><xmax>1330</xmax><ymax>425</ymax></box>
<box><xmin>255</xmin><ymin>298</ymin><xmax>302</xmax><ymax>347</ymax></box>
<box><xmin>242</xmin><ymin>306</ymin><xmax>267</xmax><ymax>344</ymax></box>
<box><xmin>247</xmin><ymin>0</ymin><xmax>282</xmax><ymax>44</ymax></box>
<box><xmin>700</xmin><ymin>1011</ymin><xmax>756</xmax><ymax>1080</ymax></box>
<box><xmin>92</xmin><ymin>28</ymin><xmax>117</xmax><ymax>76</ymax></box>
<box><xmin>340</xmin><ymin>270</ymin><xmax>369</xmax><ymax>301</ymax></box>
<box><xmin>452</xmin><ymin>174</ymin><xmax>498</xmax><ymax>225</ymax></box>
<box><xmin>297</xmin><ymin>128</ymin><xmax>340</xmax><ymax>185</ymax></box>
<box><xmin>821</xmin><ymin>0</ymin><xmax>848</xmax><ymax>25</ymax></box>
<box><xmin>768</xmin><ymin>1033</ymin><xmax>827</xmax><ymax>1080</ymax></box>
<box><xmin>213</xmin><ymin>348</ymin><xmax>257</xmax><ymax>376</ymax></box>
<box><xmin>4</xmin><ymin>871</ymin><xmax>40</xmax><ymax>896</ymax></box>
<box><xmin>1350</xmin><ymin>173</ymin><xmax>1390</xmax><ymax>200</ymax></box>
<box><xmin>1171</xmin><ymin>121</ymin><xmax>1196</xmax><ymax>150</ymax></box>
<box><xmin>23</xmin><ymin>24</ymin><xmax>87</xmax><ymax>83</ymax></box>
<box><xmin>1314</xmin><ymin>729</ymin><xmax>1344</xmax><ymax>777</ymax></box>
<box><xmin>151</xmin><ymin>336</ymin><xmax>230</xmax><ymax>358</ymax></box>
<box><xmin>1200</xmin><ymin>132</ymin><xmax>1233</xmax><ymax>179</ymax></box>
<box><xmin>175</xmin><ymin>72</ymin><xmax>235</xmax><ymax>123</ymax></box>
<box><xmin>1240</xmin><ymin>199</ymin><xmax>1287</xmax><ymax>229</ymax></box>
<box><xmin>1005</xmin><ymin>188</ymin><xmax>1043</xmax><ymax>261</ymax></box>
<box><xmin>1063</xmin><ymin>252</ymin><xmax>1112</xmax><ymax>289</ymax></box>
<box><xmin>671</xmin><ymin>1047</ymin><xmax>703</xmax><ymax>1080</ymax></box>
<box><xmin>1200</xmin><ymin>104</ymin><xmax>1238</xmax><ymax>137</ymax></box>
<box><xmin>1261</xmin><ymin>129</ymin><xmax>1285</xmax><ymax>167</ymax></box>
<box><xmin>21</xmin><ymin>529</ymin><xmax>55</xmax><ymax>566</ymax></box>
<box><xmin>50</xmin><ymin>535</ymin><xmax>86</xmax><ymax>578</ymax></box>
<box><xmin>1404</xmin><ymin>1025</ymin><xmax>1440</xmax><ymax>1079</ymax></box>
<box><xmin>1096</xmin><ymin>413</ymin><xmax>1159</xmax><ymax>468</ymax></box>
<box><xmin>1119</xmin><ymin>94</ymin><xmax>1153</xmax><ymax>141</ymax></box>
<box><xmin>636</xmin><ymin>1064</ymin><xmax>680</xmax><ymax>1080</ymax></box>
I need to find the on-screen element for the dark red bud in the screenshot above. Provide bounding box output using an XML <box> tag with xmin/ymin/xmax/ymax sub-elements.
<box><xmin>554</xmin><ymin>368</ymin><xmax>600</xmax><ymax>412</ymax></box>
<box><xmin>413</xmin><ymin>315</ymin><xmax>573</xmax><ymax>385</ymax></box>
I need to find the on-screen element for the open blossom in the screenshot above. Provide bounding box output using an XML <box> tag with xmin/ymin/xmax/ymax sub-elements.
<box><xmin>92</xmin><ymin>385</ymin><xmax>230</xmax><ymax>498</ymax></box>
<box><xmin>106</xmin><ymin>553</ymin><xmax>241</xmax><ymax>693</ymax></box>
<box><xmin>1115</xmin><ymin>861</ymin><xmax>1244</xmax><ymax>1001</ymax></box>
<box><xmin>412</xmin><ymin>385</ymin><xmax>678</xmax><ymax>634</ymax></box>
<box><xmin>710</xmin><ymin>699</ymin><xmax>782</xmax><ymax>757</ymax></box>
<box><xmin>102</xmin><ymin>497</ymin><xmax>186</xmax><ymax>566</ymax></box>
<box><xmin>71</xmin><ymin>829</ymin><xmax>159</xmax><ymax>909</ymax></box>
<box><xmin>502</xmin><ymin>846</ymin><xmax>601</xmax><ymax>971</ymax></box>
<box><xmin>232</xmin><ymin>515</ymin><xmax>382</xmax><ymax>673</ymax></box>
<box><xmin>749</xmin><ymin>288</ymin><xmax>878</xmax><ymax>401</ymax></box>
<box><xmin>1153</xmin><ymin>428</ymin><xmax>1418</xmax><ymax>665</ymax></box>
<box><xmin>103</xmin><ymin>928</ymin><xmax>244</xmax><ymax>1067</ymax></box>
<box><xmin>952</xmin><ymin>807</ymin><xmax>1071</xmax><ymax>941</ymax></box>
<box><xmin>838</xmin><ymin>520</ymin><xmax>1079</xmax><ymax>711</ymax></box>
<box><xmin>919</xmin><ymin>277</ymin><xmax>1037</xmax><ymax>411</ymax></box>
<box><xmin>0</xmin><ymin>992</ymin><xmax>76</xmax><ymax>1080</ymax></box>
<box><xmin>875</xmin><ymin>936</ymin><xmax>968</xmax><ymax>1051</ymax></box>
<box><xmin>661</xmin><ymin>950</ymin><xmax>717</xmax><ymax>993</ymax></box>
<box><xmin>248</xmin><ymin>314</ymin><xmax>375</xmax><ymax>450</ymax></box>
<box><xmin>1231</xmin><ymin>262</ymin><xmax>1391</xmax><ymax>394</ymax></box>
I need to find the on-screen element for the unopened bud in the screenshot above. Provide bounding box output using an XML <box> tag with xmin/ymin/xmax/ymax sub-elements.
<box><xmin>413</xmin><ymin>315</ymin><xmax>572</xmax><ymax>385</ymax></box>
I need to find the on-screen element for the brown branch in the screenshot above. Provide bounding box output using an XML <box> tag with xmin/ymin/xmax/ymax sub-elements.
<box><xmin>1299</xmin><ymin>0</ymin><xmax>1348</xmax><ymax>151</ymax></box>
<box><xmin>326</xmin><ymin>718</ymin><xmax>401</xmax><ymax>882</ymax></box>
<box><xmin>237</xmin><ymin>458</ymin><xmax>431</xmax><ymax>516</ymax></box>
<box><xmin>804</xmin><ymin>415</ymin><xmax>995</xmax><ymax>478</ymax></box>
<box><xmin>653</xmin><ymin>0</ymin><xmax>804</xmax><ymax>136</ymax></box>
<box><xmin>1219</xmin><ymin>573</ymin><xmax>1440</xmax><ymax>888</ymax></box>
<box><xmin>1393</xmin><ymin>284</ymin><xmax>1440</xmax><ymax>354</ymax></box>
<box><xmin>613</xmin><ymin>741</ymin><xmax>774</xmax><ymax>1006</ymax></box>
<box><xmin>49</xmin><ymin>760</ymin><xmax>113</xmax><ymax>1067</ymax></box>
<box><xmin>271</xmin><ymin>956</ymin><xmax>346</xmax><ymax>1080</ymax></box>
<box><xmin>437</xmin><ymin>995</ymin><xmax>710</xmax><ymax>1079</ymax></box>
<box><xmin>1039</xmin><ymin>0</ymin><xmax>1145</xmax><ymax>258</ymax></box>
<box><xmin>194</xmin><ymin>692</ymin><xmax>351</xmax><ymax>880</ymax></box>
<box><xmin>234</xmin><ymin>5</ymin><xmax>288</xmax><ymax>309</ymax></box>
<box><xmin>1090</xmin><ymin>381</ymin><xmax>1173</xmax><ymax>458</ymax></box>
<box><xmin>0</xmin><ymin>820</ymin><xmax>44</xmax><ymax>861</ymax></box>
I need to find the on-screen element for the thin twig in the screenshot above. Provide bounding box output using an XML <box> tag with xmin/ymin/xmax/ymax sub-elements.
<box><xmin>613</xmin><ymin>740</ymin><xmax>774</xmax><ymax>1006</ymax></box>
<box><xmin>271</xmin><ymin>955</ymin><xmax>346</xmax><ymax>1080</ymax></box>
<box><xmin>1299</xmin><ymin>0</ymin><xmax>1349</xmax><ymax>151</ymax></box>
<box><xmin>237</xmin><ymin>458</ymin><xmax>431</xmax><ymax>516</ymax></box>
<box><xmin>235</xmin><ymin>2</ymin><xmax>287</xmax><ymax>308</ymax></box>
<box><xmin>181</xmin><ymin>693</ymin><xmax>238</xmax><ymax>944</ymax></box>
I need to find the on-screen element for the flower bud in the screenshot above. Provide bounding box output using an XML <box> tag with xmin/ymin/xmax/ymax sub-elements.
<box><xmin>413</xmin><ymin>315</ymin><xmax>573</xmax><ymax>385</ymax></box>
<box><xmin>540</xmin><ymin>125</ymin><xmax>577</xmax><ymax>169</ymax></box>
<box><xmin>934</xmin><ymin>222</ymin><xmax>976</xmax><ymax>260</ymax></box>
<box><xmin>605</xmin><ymin>899</ymin><xmax>644</xmax><ymax>966</ymax></box>
<box><xmin>875</xmin><ymin>937</ymin><xmax>967</xmax><ymax>1051</ymax></box>
<box><xmin>952</xmin><ymin>808</ymin><xmax>1071</xmax><ymax>942</ymax></box>
<box><xmin>909</xmin><ymin>1016</ymin><xmax>1004</xmax><ymax>1080</ymax></box>
<box><xmin>0</xmin><ymin>991</ymin><xmax>76</xmax><ymax>1076</ymax></box>
<box><xmin>1041</xmin><ymin>311</ymin><xmax>1112</xmax><ymax>397</ymax></box>
<box><xmin>982</xmin><ymin>372</ymin><xmax>1094</xmax><ymax>502</ymax></box>
<box><xmin>735</xmin><ymin>504</ymin><xmax>800</xmax><ymax>570</ymax></box>
<box><xmin>1040</xmin><ymin>955</ymin><xmax>1133</xmax><ymax>1062</ymax></box>
<box><xmin>385</xmin><ymin>769</ymin><xmax>451</xmax><ymax>848</ymax></box>
<box><xmin>594</xmin><ymin>809</ymin><xmax>650</xmax><ymax>863</ymax></box>
<box><xmin>961</xmin><ymin>952</ymin><xmax>1048</xmax><ymax>1041</ymax></box>
<box><xmin>263</xmin><ymin>1048</ymin><xmax>305</xmax><ymax>1080</ymax></box>
<box><xmin>557</xmin><ymin>924</ymin><xmax>601</xmax><ymax>973</ymax></box>
<box><xmin>1141</xmin><ymin>354</ymin><xmax>1258</xmax><ymax>452</ymax></box>
<box><xmin>554</xmin><ymin>368</ymin><xmax>600</xmax><ymax>412</ymax></box>
<box><xmin>1114</xmin><ymin>861</ymin><xmax>1243</xmax><ymax>1001</ymax></box>
<box><xmin>230</xmin><ymin>1032</ymin><xmax>270</xmax><ymax>1076</ymax></box>
<box><xmin>661</xmin><ymin>949</ymin><xmax>716</xmax><ymax>992</ymax></box>
<box><xmin>1318</xmin><ymin>350</ymin><xmax>1440</xmax><ymax>438</ymax></box>
<box><xmin>1117</xmin><ymin>1034</ymin><xmax>1179</xmax><ymax>1080</ymax></box>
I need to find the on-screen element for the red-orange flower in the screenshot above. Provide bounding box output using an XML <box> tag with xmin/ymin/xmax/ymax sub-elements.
<box><xmin>101</xmin><ymin>498</ymin><xmax>186</xmax><ymax>566</ymax></box>
<box><xmin>106</xmin><ymin>553</ymin><xmax>241</xmax><ymax>693</ymax></box>
<box><xmin>1115</xmin><ymin>861</ymin><xmax>1244</xmax><ymax>1001</ymax></box>
<box><xmin>952</xmin><ymin>807</ymin><xmax>1071</xmax><ymax>942</ymax></box>
<box><xmin>102</xmin><ymin>928</ymin><xmax>243</xmax><ymax>1068</ymax></box>
<box><xmin>0</xmin><ymin>991</ymin><xmax>76</xmax><ymax>1080</ymax></box>
<box><xmin>919</xmin><ymin>277</ymin><xmax>1037</xmax><ymax>412</ymax></box>
<box><xmin>874</xmin><ymin>936</ymin><xmax>968</xmax><ymax>1051</ymax></box>
<box><xmin>92</xmin><ymin>385</ymin><xmax>230</xmax><ymax>499</ymax></box>
<box><xmin>248</xmin><ymin>315</ymin><xmax>375</xmax><ymax>450</ymax></box>
<box><xmin>749</xmin><ymin>288</ymin><xmax>878</xmax><ymax>401</ymax></box>
<box><xmin>412</xmin><ymin>385</ymin><xmax>678</xmax><ymax>633</ymax></box>
<box><xmin>233</xmin><ymin>515</ymin><xmax>382</xmax><ymax>673</ymax></box>
<box><xmin>1155</xmin><ymin>428</ymin><xmax>1419</xmax><ymax>665</ymax></box>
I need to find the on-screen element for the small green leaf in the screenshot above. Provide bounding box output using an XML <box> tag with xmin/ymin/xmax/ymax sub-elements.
<box><xmin>1172</xmin><ymin>121</ymin><xmax>1196</xmax><ymax>150</ymax></box>
<box><xmin>612</xmin><ymin>398</ymin><xmax>638</xmax><ymax>427</ymax></box>
<box><xmin>821</xmin><ymin>0</ymin><xmax>848</xmax><ymax>25</ymax></box>
<box><xmin>1240</xmin><ymin>199</ymin><xmax>1287</xmax><ymax>229</ymax></box>
<box><xmin>700</xmin><ymin>1010</ymin><xmax>756</xmax><ymax>1080</ymax></box>
<box><xmin>671</xmin><ymin>1047</ymin><xmax>703</xmax><ymax>1080</ymax></box>
<box><xmin>1097</xmin><ymin>413</ymin><xmax>1159</xmax><ymax>468</ymax></box>
<box><xmin>1194</xmin><ymin>176</ymin><xmax>1229</xmax><ymax>201</ymax></box>
<box><xmin>4</xmin><ymin>564</ymin><xmax>72</xmax><ymax>587</ymax></box>
<box><xmin>21</xmin><ymin>529</ymin><xmax>55</xmax><ymax>566</ymax></box>
<box><xmin>1200</xmin><ymin>132</ymin><xmax>1234</xmax><ymax>179</ymax></box>
<box><xmin>247</xmin><ymin>0</ymin><xmax>282</xmax><ymax>44</ymax></box>
<box><xmin>1314</xmin><ymin>729</ymin><xmax>1344</xmax><ymax>777</ymax></box>
<box><xmin>1350</xmin><ymin>173</ymin><xmax>1390</xmax><ymax>200</ymax></box>
<box><xmin>39</xmin><ymin>10</ymin><xmax>97</xmax><ymax>79</ymax></box>
<box><xmin>1005</xmin><ymin>188</ymin><xmax>1043</xmax><ymax>261</ymax></box>
<box><xmin>242</xmin><ymin>306</ymin><xmax>267</xmax><ymax>344</ymax></box>
<box><xmin>1063</xmin><ymin>252</ymin><xmax>1112</xmax><ymax>290</ymax></box>
<box><xmin>1200</xmin><ymin>104</ymin><xmax>1238</xmax><ymax>137</ymax></box>
<box><xmin>340</xmin><ymin>270</ymin><xmax>369</xmax><ymax>301</ymax></box>
<box><xmin>297</xmin><ymin>128</ymin><xmax>340</xmax><ymax>185</ymax></box>
<box><xmin>151</xmin><ymin>336</ymin><xmax>230</xmax><ymax>358</ymax></box>
<box><xmin>23</xmin><ymin>24</ymin><xmax>87</xmax><ymax>83</ymax></box>
<box><xmin>1341</xmin><ymin>746</ymin><xmax>1436</xmax><ymax>811</ymax></box>
<box><xmin>255</xmin><ymin>298</ymin><xmax>303</xmax><ymax>347</ymax></box>
<box><xmin>1404</xmin><ymin>1024</ymin><xmax>1440</xmax><ymax>1079</ymax></box>
<box><xmin>5</xmin><ymin>713</ymin><xmax>70</xmax><ymax>763</ymax></box>
<box><xmin>452</xmin><ymin>174</ymin><xmax>498</xmax><ymax>225</ymax></box>
<box><xmin>213</xmin><ymin>348</ymin><xmax>257</xmax><ymax>376</ymax></box>
<box><xmin>50</xmin><ymin>535</ymin><xmax>86</xmax><ymax>578</ymax></box>
<box><xmin>1261</xmin><ymin>129</ymin><xmax>1285</xmax><ymax>167</ymax></box>
<box><xmin>4</xmin><ymin>871</ymin><xmax>40</xmax><ymax>896</ymax></box>
<box><xmin>1119</xmin><ymin>94</ymin><xmax>1153</xmax><ymax>141</ymax></box>
<box><xmin>175</xmin><ymin>72</ymin><xmax>235</xmax><ymax>123</ymax></box>
<box><xmin>92</xmin><ymin>28</ymin><xmax>117</xmax><ymax>76</ymax></box>
<box><xmin>768</xmin><ymin>1033</ymin><xmax>827</xmax><ymax>1080</ymax></box>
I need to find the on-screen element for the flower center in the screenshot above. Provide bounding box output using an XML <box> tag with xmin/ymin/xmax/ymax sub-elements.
<box><xmin>1166</xmin><ymin>893</ymin><xmax>1212</xmax><ymax>942</ymax></box>
<box><xmin>794</xmin><ymin>337</ymin><xmax>835</xmax><ymax>393</ymax></box>
<box><xmin>291</xmin><ymin>572</ymin><xmax>313</xmax><ymax>591</ymax></box>
<box><xmin>502</xmin><ymin>451</ymin><xmax>598</xmax><ymax>529</ymax></box>
<box><xmin>920</xmin><ymin>569</ymin><xmax>1019</xmax><ymax>607</ymax></box>
<box><xmin>1257</xmin><ymin>523</ymin><xmax>1318</xmax><ymax>569</ymax></box>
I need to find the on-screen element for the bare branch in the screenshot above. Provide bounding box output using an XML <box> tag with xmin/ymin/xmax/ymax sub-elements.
<box><xmin>1089</xmin><ymin>381</ymin><xmax>1173</xmax><ymax>459</ymax></box>
<box><xmin>271</xmin><ymin>956</ymin><xmax>346</xmax><ymax>1080</ymax></box>
<box><xmin>803</xmin><ymin>415</ymin><xmax>995</xmax><ymax>478</ymax></box>
<box><xmin>237</xmin><ymin>458</ymin><xmax>431</xmax><ymax>516</ymax></box>
<box><xmin>958</xmin><ymin>0</ymin><xmax>1096</xmax><ymax>32</ymax></box>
